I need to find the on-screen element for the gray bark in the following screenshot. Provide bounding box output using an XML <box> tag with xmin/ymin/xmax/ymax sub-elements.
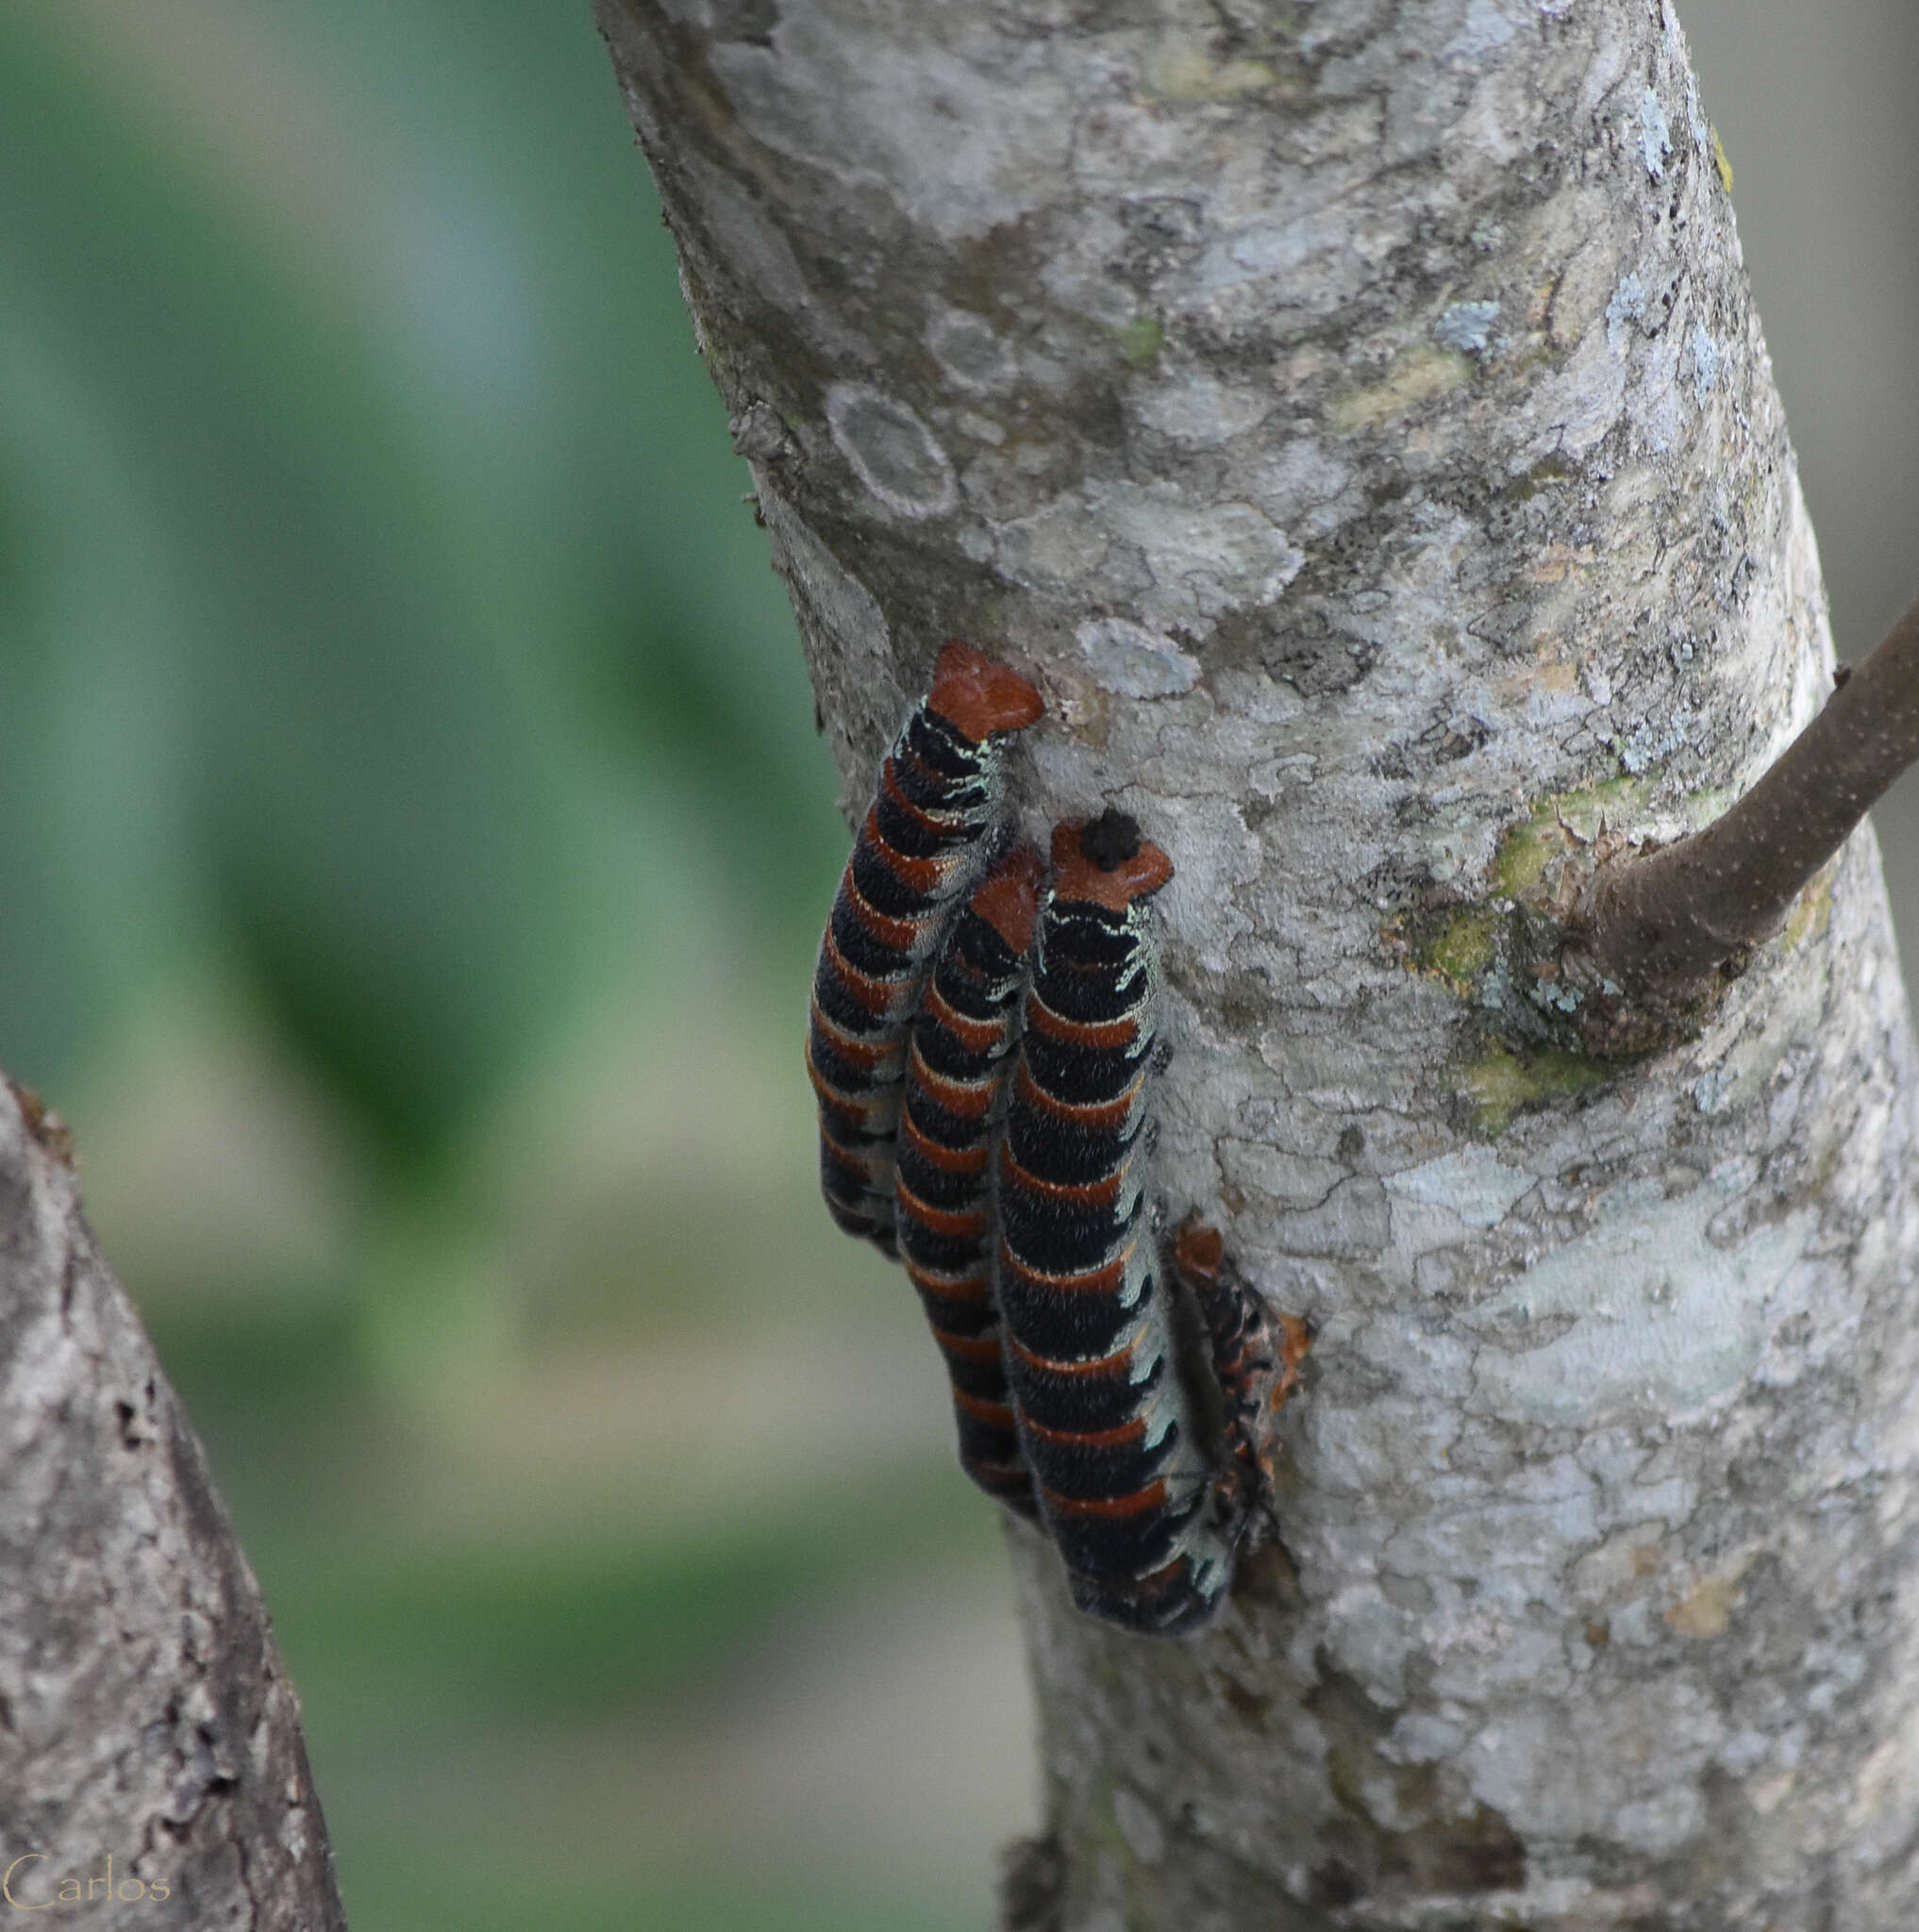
<box><xmin>594</xmin><ymin>1</ymin><xmax>1919</xmax><ymax>1924</ymax></box>
<box><xmin>0</xmin><ymin>1079</ymin><xmax>346</xmax><ymax>1928</ymax></box>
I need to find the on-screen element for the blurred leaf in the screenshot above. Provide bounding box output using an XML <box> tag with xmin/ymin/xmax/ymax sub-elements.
<box><xmin>0</xmin><ymin>16</ymin><xmax>580</xmax><ymax>1149</ymax></box>
<box><xmin>262</xmin><ymin>1471</ymin><xmax>994</xmax><ymax>1730</ymax></box>
<box><xmin>0</xmin><ymin>322</ymin><xmax>200</xmax><ymax>1086</ymax></box>
<box><xmin>337</xmin><ymin>1845</ymin><xmax>974</xmax><ymax>1932</ymax></box>
<box><xmin>0</xmin><ymin>3</ymin><xmax>849</xmax><ymax>1156</ymax></box>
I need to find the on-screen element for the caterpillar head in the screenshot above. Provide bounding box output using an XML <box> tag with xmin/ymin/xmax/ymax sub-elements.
<box><xmin>1172</xmin><ymin>1218</ymin><xmax>1226</xmax><ymax>1290</ymax></box>
<box><xmin>926</xmin><ymin>640</ymin><xmax>1045</xmax><ymax>742</ymax></box>
<box><xmin>1050</xmin><ymin>809</ymin><xmax>1175</xmax><ymax>913</ymax></box>
<box><xmin>970</xmin><ymin>841</ymin><xmax>1045</xmax><ymax>953</ymax></box>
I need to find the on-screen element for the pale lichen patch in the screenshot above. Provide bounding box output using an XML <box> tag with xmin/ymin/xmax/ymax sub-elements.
<box><xmin>1434</xmin><ymin>299</ymin><xmax>1501</xmax><ymax>354</ymax></box>
<box><xmin>1637</xmin><ymin>86</ymin><xmax>1673</xmax><ymax>182</ymax></box>
<box><xmin>1605</xmin><ymin>271</ymin><xmax>1648</xmax><ymax>352</ymax></box>
<box><xmin>925</xmin><ymin>307</ymin><xmax>1013</xmax><ymax>392</ymax></box>
<box><xmin>1463</xmin><ymin>1188</ymin><xmax>1816</xmax><ymax>1424</ymax></box>
<box><xmin>1141</xmin><ymin>35</ymin><xmax>1280</xmax><ymax>103</ymax></box>
<box><xmin>1132</xmin><ymin>367</ymin><xmax>1272</xmax><ymax>445</ymax></box>
<box><xmin>994</xmin><ymin>495</ymin><xmax>1111</xmax><ymax>593</ymax></box>
<box><xmin>1074</xmin><ymin>618</ymin><xmax>1200</xmax><ymax>698</ymax></box>
<box><xmin>825</xmin><ymin>384</ymin><xmax>956</xmax><ymax>520</ymax></box>
<box><xmin>1461</xmin><ymin>1675</ymin><xmax>1719</xmax><ymax>1854</ymax></box>
<box><xmin>1111</xmin><ymin>1783</ymin><xmax>1168</xmax><ymax>1865</ymax></box>
<box><xmin>1689</xmin><ymin>323</ymin><xmax>1720</xmax><ymax>403</ymax></box>
<box><xmin>1220</xmin><ymin>1141</ymin><xmax>1345</xmax><ymax>1210</ymax></box>
<box><xmin>1153</xmin><ymin>793</ymin><xmax>1261</xmax><ymax>973</ymax></box>
<box><xmin>1665</xmin><ymin>1550</ymin><xmax>1757</xmax><ymax>1638</ymax></box>
<box><xmin>706</xmin><ymin>23</ymin><xmax>1076</xmax><ymax>243</ymax></box>
<box><xmin>1384</xmin><ymin>1147</ymin><xmax>1533</xmax><ymax>1231</ymax></box>
<box><xmin>1442</xmin><ymin>0</ymin><xmax>1517</xmax><ymax>64</ymax></box>
<box><xmin>1330</xmin><ymin>345</ymin><xmax>1471</xmax><ymax>432</ymax></box>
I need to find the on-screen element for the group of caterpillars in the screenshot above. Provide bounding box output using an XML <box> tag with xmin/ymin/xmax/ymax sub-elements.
<box><xmin>807</xmin><ymin>641</ymin><xmax>1309</xmax><ymax>1637</ymax></box>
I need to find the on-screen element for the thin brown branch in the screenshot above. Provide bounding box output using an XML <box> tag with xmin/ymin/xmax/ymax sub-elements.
<box><xmin>1584</xmin><ymin>590</ymin><xmax>1919</xmax><ymax>992</ymax></box>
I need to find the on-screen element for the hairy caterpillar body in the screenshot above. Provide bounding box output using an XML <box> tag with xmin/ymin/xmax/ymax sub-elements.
<box><xmin>1171</xmin><ymin>1218</ymin><xmax>1313</xmax><ymax>1550</ymax></box>
<box><xmin>896</xmin><ymin>842</ymin><xmax>1046</xmax><ymax>1518</ymax></box>
<box><xmin>806</xmin><ymin>642</ymin><xmax>1043</xmax><ymax>1255</ymax></box>
<box><xmin>996</xmin><ymin>811</ymin><xmax>1230</xmax><ymax>1635</ymax></box>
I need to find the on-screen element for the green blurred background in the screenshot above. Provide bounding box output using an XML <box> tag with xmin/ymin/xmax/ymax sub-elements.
<box><xmin>3</xmin><ymin>4</ymin><xmax>1915</xmax><ymax>1928</ymax></box>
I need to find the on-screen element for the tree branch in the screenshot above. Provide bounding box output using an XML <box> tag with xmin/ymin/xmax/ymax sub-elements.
<box><xmin>0</xmin><ymin>1077</ymin><xmax>346</xmax><ymax>1928</ymax></box>
<box><xmin>1583</xmin><ymin>589</ymin><xmax>1919</xmax><ymax>992</ymax></box>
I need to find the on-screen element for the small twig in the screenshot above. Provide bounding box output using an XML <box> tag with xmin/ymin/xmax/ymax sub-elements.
<box><xmin>1582</xmin><ymin>590</ymin><xmax>1919</xmax><ymax>993</ymax></box>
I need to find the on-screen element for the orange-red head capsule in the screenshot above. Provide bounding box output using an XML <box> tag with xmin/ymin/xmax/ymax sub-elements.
<box><xmin>969</xmin><ymin>841</ymin><xmax>1045</xmax><ymax>955</ymax></box>
<box><xmin>1048</xmin><ymin>813</ymin><xmax>1176</xmax><ymax>914</ymax></box>
<box><xmin>807</xmin><ymin>645</ymin><xmax>1043</xmax><ymax>1255</ymax></box>
<box><xmin>926</xmin><ymin>640</ymin><xmax>1046</xmax><ymax>741</ymax></box>
<box><xmin>1172</xmin><ymin>1220</ymin><xmax>1225</xmax><ymax>1291</ymax></box>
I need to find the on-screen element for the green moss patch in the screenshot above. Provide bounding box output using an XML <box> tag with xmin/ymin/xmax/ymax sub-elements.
<box><xmin>1114</xmin><ymin>315</ymin><xmax>1164</xmax><ymax>367</ymax></box>
<box><xmin>1492</xmin><ymin>775</ymin><xmax>1652</xmax><ymax>898</ymax></box>
<box><xmin>1493</xmin><ymin>813</ymin><xmax>1558</xmax><ymax>899</ymax></box>
<box><xmin>1462</xmin><ymin>1044</ymin><xmax>1610</xmax><ymax>1136</ymax></box>
<box><xmin>1414</xmin><ymin>907</ymin><xmax>1500</xmax><ymax>989</ymax></box>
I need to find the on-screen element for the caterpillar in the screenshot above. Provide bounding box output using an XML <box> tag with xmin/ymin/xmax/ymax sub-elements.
<box><xmin>996</xmin><ymin>809</ymin><xmax>1232</xmax><ymax>1635</ymax></box>
<box><xmin>1171</xmin><ymin>1218</ymin><xmax>1312</xmax><ymax>1549</ymax></box>
<box><xmin>895</xmin><ymin>841</ymin><xmax>1046</xmax><ymax>1518</ymax></box>
<box><xmin>806</xmin><ymin>641</ymin><xmax>1044</xmax><ymax>1255</ymax></box>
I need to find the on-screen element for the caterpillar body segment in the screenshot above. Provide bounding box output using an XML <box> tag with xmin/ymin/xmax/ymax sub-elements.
<box><xmin>808</xmin><ymin>642</ymin><xmax>1043</xmax><ymax>1254</ymax></box>
<box><xmin>998</xmin><ymin>811</ymin><xmax>1230</xmax><ymax>1635</ymax></box>
<box><xmin>897</xmin><ymin>842</ymin><xmax>1046</xmax><ymax>1519</ymax></box>
<box><xmin>1171</xmin><ymin>1218</ymin><xmax>1313</xmax><ymax>1550</ymax></box>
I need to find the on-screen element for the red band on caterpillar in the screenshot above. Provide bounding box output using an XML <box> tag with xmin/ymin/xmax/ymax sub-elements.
<box><xmin>895</xmin><ymin>841</ymin><xmax>1047</xmax><ymax>1519</ymax></box>
<box><xmin>807</xmin><ymin>646</ymin><xmax>1043</xmax><ymax>1254</ymax></box>
<box><xmin>997</xmin><ymin>812</ymin><xmax>1233</xmax><ymax>1635</ymax></box>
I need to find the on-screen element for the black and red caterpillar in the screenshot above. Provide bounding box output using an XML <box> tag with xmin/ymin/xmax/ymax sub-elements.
<box><xmin>896</xmin><ymin>843</ymin><xmax>1045</xmax><ymax>1519</ymax></box>
<box><xmin>807</xmin><ymin>648</ymin><xmax>1309</xmax><ymax>1635</ymax></box>
<box><xmin>806</xmin><ymin>641</ymin><xmax>1043</xmax><ymax>1254</ymax></box>
<box><xmin>1172</xmin><ymin>1217</ymin><xmax>1312</xmax><ymax>1551</ymax></box>
<box><xmin>995</xmin><ymin>814</ymin><xmax>1234</xmax><ymax>1633</ymax></box>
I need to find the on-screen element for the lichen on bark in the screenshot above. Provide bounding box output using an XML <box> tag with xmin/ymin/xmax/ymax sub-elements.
<box><xmin>598</xmin><ymin>1</ymin><xmax>1919</xmax><ymax>1924</ymax></box>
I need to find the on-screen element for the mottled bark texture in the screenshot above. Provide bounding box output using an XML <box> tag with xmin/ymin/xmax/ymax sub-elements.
<box><xmin>0</xmin><ymin>1081</ymin><xmax>346</xmax><ymax>1928</ymax></box>
<box><xmin>595</xmin><ymin>2</ymin><xmax>1919</xmax><ymax>1925</ymax></box>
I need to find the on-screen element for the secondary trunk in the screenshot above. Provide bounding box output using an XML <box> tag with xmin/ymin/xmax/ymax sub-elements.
<box><xmin>0</xmin><ymin>1080</ymin><xmax>346</xmax><ymax>1927</ymax></box>
<box><xmin>595</xmin><ymin>2</ymin><xmax>1919</xmax><ymax>1924</ymax></box>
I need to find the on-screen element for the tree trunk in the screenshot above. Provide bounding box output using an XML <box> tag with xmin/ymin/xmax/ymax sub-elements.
<box><xmin>593</xmin><ymin>2</ymin><xmax>1919</xmax><ymax>1924</ymax></box>
<box><xmin>0</xmin><ymin>1080</ymin><xmax>346</xmax><ymax>1928</ymax></box>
